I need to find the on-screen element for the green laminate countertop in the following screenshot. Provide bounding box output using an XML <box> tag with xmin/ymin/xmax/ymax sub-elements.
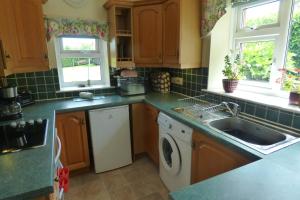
<box><xmin>1</xmin><ymin>92</ymin><xmax>300</xmax><ymax>200</ymax></box>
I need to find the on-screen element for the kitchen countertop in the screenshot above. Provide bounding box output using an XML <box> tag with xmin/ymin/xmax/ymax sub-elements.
<box><xmin>0</xmin><ymin>92</ymin><xmax>299</xmax><ymax>200</ymax></box>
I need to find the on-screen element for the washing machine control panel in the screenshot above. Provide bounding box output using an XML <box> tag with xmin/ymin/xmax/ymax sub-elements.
<box><xmin>158</xmin><ymin>112</ymin><xmax>193</xmax><ymax>143</ymax></box>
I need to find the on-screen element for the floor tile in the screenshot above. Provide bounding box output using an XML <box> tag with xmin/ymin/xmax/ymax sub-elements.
<box><xmin>138</xmin><ymin>192</ymin><xmax>165</xmax><ymax>200</ymax></box>
<box><xmin>109</xmin><ymin>185</ymin><xmax>136</xmax><ymax>200</ymax></box>
<box><xmin>65</xmin><ymin>156</ymin><xmax>169</xmax><ymax>200</ymax></box>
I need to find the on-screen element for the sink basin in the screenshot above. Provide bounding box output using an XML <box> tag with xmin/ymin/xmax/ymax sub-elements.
<box><xmin>208</xmin><ymin>117</ymin><xmax>300</xmax><ymax>154</ymax></box>
<box><xmin>209</xmin><ymin>117</ymin><xmax>286</xmax><ymax>145</ymax></box>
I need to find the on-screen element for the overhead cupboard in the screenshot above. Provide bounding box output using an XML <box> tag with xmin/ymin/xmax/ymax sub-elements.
<box><xmin>104</xmin><ymin>0</ymin><xmax>202</xmax><ymax>69</ymax></box>
<box><xmin>0</xmin><ymin>0</ymin><xmax>49</xmax><ymax>77</ymax></box>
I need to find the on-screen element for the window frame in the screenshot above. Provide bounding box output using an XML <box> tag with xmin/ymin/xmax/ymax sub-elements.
<box><xmin>55</xmin><ymin>36</ymin><xmax>110</xmax><ymax>90</ymax></box>
<box><xmin>231</xmin><ymin>0</ymin><xmax>294</xmax><ymax>96</ymax></box>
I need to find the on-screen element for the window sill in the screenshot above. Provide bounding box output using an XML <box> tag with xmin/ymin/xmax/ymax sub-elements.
<box><xmin>202</xmin><ymin>89</ymin><xmax>300</xmax><ymax>114</ymax></box>
<box><xmin>56</xmin><ymin>85</ymin><xmax>114</xmax><ymax>93</ymax></box>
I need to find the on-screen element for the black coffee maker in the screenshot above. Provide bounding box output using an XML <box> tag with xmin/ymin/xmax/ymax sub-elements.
<box><xmin>0</xmin><ymin>83</ymin><xmax>23</xmax><ymax>121</ymax></box>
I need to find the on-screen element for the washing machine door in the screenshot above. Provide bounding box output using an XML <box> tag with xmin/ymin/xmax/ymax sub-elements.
<box><xmin>159</xmin><ymin>133</ymin><xmax>181</xmax><ymax>175</ymax></box>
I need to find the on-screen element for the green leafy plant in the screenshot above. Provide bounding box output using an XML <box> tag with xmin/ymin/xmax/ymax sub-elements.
<box><xmin>222</xmin><ymin>54</ymin><xmax>244</xmax><ymax>80</ymax></box>
<box><xmin>280</xmin><ymin>68</ymin><xmax>300</xmax><ymax>93</ymax></box>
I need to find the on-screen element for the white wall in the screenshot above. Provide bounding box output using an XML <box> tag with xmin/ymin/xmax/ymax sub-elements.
<box><xmin>43</xmin><ymin>0</ymin><xmax>108</xmax><ymax>68</ymax></box>
<box><xmin>207</xmin><ymin>7</ymin><xmax>233</xmax><ymax>90</ymax></box>
<box><xmin>43</xmin><ymin>0</ymin><xmax>107</xmax><ymax>21</ymax></box>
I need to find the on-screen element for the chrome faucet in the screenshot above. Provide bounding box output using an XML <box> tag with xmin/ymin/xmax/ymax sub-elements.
<box><xmin>221</xmin><ymin>102</ymin><xmax>240</xmax><ymax>117</ymax></box>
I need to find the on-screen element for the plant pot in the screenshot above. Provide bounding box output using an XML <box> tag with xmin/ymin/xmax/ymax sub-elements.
<box><xmin>223</xmin><ymin>79</ymin><xmax>239</xmax><ymax>93</ymax></box>
<box><xmin>289</xmin><ymin>92</ymin><xmax>300</xmax><ymax>105</ymax></box>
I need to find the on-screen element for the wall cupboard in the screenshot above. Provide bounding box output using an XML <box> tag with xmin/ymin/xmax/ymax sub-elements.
<box><xmin>0</xmin><ymin>0</ymin><xmax>49</xmax><ymax>76</ymax></box>
<box><xmin>104</xmin><ymin>0</ymin><xmax>202</xmax><ymax>68</ymax></box>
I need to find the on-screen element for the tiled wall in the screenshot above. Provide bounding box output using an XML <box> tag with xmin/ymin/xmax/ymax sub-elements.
<box><xmin>169</xmin><ymin>68</ymin><xmax>208</xmax><ymax>97</ymax></box>
<box><xmin>5</xmin><ymin>66</ymin><xmax>298</xmax><ymax>131</ymax></box>
<box><xmin>135</xmin><ymin>67</ymin><xmax>209</xmax><ymax>97</ymax></box>
<box><xmin>200</xmin><ymin>91</ymin><xmax>300</xmax><ymax>130</ymax></box>
<box><xmin>5</xmin><ymin>69</ymin><xmax>116</xmax><ymax>101</ymax></box>
<box><xmin>4</xmin><ymin>66</ymin><xmax>209</xmax><ymax>101</ymax></box>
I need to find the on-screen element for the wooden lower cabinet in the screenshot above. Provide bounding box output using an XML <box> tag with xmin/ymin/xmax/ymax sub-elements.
<box><xmin>191</xmin><ymin>131</ymin><xmax>251</xmax><ymax>183</ymax></box>
<box><xmin>132</xmin><ymin>103</ymin><xmax>146</xmax><ymax>155</ymax></box>
<box><xmin>56</xmin><ymin>111</ymin><xmax>90</xmax><ymax>171</ymax></box>
<box><xmin>132</xmin><ymin>103</ymin><xmax>159</xmax><ymax>166</ymax></box>
<box><xmin>144</xmin><ymin>104</ymin><xmax>159</xmax><ymax>166</ymax></box>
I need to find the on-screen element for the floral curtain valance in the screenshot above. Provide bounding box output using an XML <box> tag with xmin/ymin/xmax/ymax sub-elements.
<box><xmin>201</xmin><ymin>0</ymin><xmax>227</xmax><ymax>37</ymax></box>
<box><xmin>45</xmin><ymin>17</ymin><xmax>109</xmax><ymax>41</ymax></box>
<box><xmin>231</xmin><ymin>0</ymin><xmax>260</xmax><ymax>7</ymax></box>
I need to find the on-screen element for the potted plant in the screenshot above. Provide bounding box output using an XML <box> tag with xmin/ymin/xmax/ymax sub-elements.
<box><xmin>222</xmin><ymin>54</ymin><xmax>244</xmax><ymax>93</ymax></box>
<box><xmin>281</xmin><ymin>68</ymin><xmax>300</xmax><ymax>105</ymax></box>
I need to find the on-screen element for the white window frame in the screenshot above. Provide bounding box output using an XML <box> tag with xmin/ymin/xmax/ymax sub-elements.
<box><xmin>231</xmin><ymin>0</ymin><xmax>294</xmax><ymax>96</ymax></box>
<box><xmin>55</xmin><ymin>36</ymin><xmax>110</xmax><ymax>90</ymax></box>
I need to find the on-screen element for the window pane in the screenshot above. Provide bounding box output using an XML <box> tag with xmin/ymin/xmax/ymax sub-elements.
<box><xmin>285</xmin><ymin>0</ymin><xmax>300</xmax><ymax>91</ymax></box>
<box><xmin>61</xmin><ymin>38</ymin><xmax>96</xmax><ymax>51</ymax></box>
<box><xmin>243</xmin><ymin>1</ymin><xmax>280</xmax><ymax>29</ymax></box>
<box><xmin>241</xmin><ymin>41</ymin><xmax>275</xmax><ymax>82</ymax></box>
<box><xmin>61</xmin><ymin>57</ymin><xmax>101</xmax><ymax>83</ymax></box>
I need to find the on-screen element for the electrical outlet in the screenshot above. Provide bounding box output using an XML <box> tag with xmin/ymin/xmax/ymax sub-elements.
<box><xmin>171</xmin><ymin>77</ymin><xmax>183</xmax><ymax>86</ymax></box>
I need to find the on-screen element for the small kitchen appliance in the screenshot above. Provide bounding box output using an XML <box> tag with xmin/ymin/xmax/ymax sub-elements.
<box><xmin>0</xmin><ymin>119</ymin><xmax>48</xmax><ymax>155</ymax></box>
<box><xmin>117</xmin><ymin>77</ymin><xmax>146</xmax><ymax>96</ymax></box>
<box><xmin>0</xmin><ymin>85</ymin><xmax>23</xmax><ymax>121</ymax></box>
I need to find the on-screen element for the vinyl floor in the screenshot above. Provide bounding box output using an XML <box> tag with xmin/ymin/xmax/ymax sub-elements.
<box><xmin>65</xmin><ymin>156</ymin><xmax>169</xmax><ymax>200</ymax></box>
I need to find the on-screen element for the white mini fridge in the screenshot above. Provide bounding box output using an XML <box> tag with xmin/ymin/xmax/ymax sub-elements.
<box><xmin>89</xmin><ymin>105</ymin><xmax>132</xmax><ymax>173</ymax></box>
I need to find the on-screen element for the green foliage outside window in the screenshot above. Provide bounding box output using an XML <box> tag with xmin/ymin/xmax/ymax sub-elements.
<box><xmin>238</xmin><ymin>4</ymin><xmax>299</xmax><ymax>86</ymax></box>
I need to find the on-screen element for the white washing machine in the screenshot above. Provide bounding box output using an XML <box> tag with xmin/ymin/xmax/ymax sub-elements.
<box><xmin>158</xmin><ymin>112</ymin><xmax>193</xmax><ymax>192</ymax></box>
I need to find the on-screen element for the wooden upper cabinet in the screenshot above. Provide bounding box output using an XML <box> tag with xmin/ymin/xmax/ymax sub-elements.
<box><xmin>0</xmin><ymin>0</ymin><xmax>49</xmax><ymax>76</ymax></box>
<box><xmin>133</xmin><ymin>4</ymin><xmax>163</xmax><ymax>66</ymax></box>
<box><xmin>56</xmin><ymin>111</ymin><xmax>90</xmax><ymax>171</ymax></box>
<box><xmin>192</xmin><ymin>131</ymin><xmax>251</xmax><ymax>184</ymax></box>
<box><xmin>162</xmin><ymin>0</ymin><xmax>180</xmax><ymax>65</ymax></box>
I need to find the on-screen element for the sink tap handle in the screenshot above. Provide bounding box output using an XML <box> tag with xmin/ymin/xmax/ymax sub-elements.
<box><xmin>228</xmin><ymin>102</ymin><xmax>240</xmax><ymax>117</ymax></box>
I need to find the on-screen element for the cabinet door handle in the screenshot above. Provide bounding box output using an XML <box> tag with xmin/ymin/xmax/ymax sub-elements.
<box><xmin>0</xmin><ymin>40</ymin><xmax>7</xmax><ymax>69</ymax></box>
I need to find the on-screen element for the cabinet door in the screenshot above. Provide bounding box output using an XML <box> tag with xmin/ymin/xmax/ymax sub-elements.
<box><xmin>191</xmin><ymin>131</ymin><xmax>250</xmax><ymax>183</ymax></box>
<box><xmin>0</xmin><ymin>0</ymin><xmax>48</xmax><ymax>76</ymax></box>
<box><xmin>0</xmin><ymin>0</ymin><xmax>17</xmax><ymax>75</ymax></box>
<box><xmin>133</xmin><ymin>5</ymin><xmax>163</xmax><ymax>65</ymax></box>
<box><xmin>56</xmin><ymin>111</ymin><xmax>90</xmax><ymax>171</ymax></box>
<box><xmin>11</xmin><ymin>0</ymin><xmax>49</xmax><ymax>71</ymax></box>
<box><xmin>132</xmin><ymin>103</ymin><xmax>146</xmax><ymax>155</ymax></box>
<box><xmin>144</xmin><ymin>104</ymin><xmax>159</xmax><ymax>166</ymax></box>
<box><xmin>163</xmin><ymin>0</ymin><xmax>180</xmax><ymax>65</ymax></box>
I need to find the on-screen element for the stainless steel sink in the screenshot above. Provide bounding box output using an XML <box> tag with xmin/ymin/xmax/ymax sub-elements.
<box><xmin>208</xmin><ymin>117</ymin><xmax>300</xmax><ymax>154</ymax></box>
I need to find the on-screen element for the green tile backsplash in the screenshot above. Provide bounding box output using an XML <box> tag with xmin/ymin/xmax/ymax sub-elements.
<box><xmin>6</xmin><ymin>69</ymin><xmax>116</xmax><ymax>101</ymax></box>
<box><xmin>5</xmin><ymin>66</ymin><xmax>299</xmax><ymax>131</ymax></box>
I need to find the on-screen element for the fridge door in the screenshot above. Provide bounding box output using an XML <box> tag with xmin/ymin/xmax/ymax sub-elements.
<box><xmin>89</xmin><ymin>105</ymin><xmax>132</xmax><ymax>173</ymax></box>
